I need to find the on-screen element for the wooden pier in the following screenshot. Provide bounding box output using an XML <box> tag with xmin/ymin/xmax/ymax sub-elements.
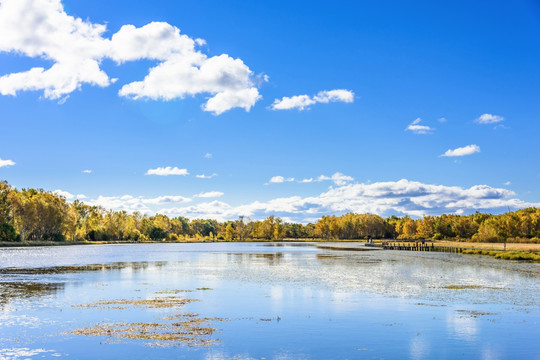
<box><xmin>365</xmin><ymin>241</ymin><xmax>465</xmax><ymax>254</ymax></box>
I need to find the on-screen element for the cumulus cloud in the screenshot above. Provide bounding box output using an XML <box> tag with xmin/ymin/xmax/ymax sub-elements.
<box><xmin>195</xmin><ymin>191</ymin><xmax>224</xmax><ymax>198</ymax></box>
<box><xmin>53</xmin><ymin>190</ymin><xmax>88</xmax><ymax>200</ymax></box>
<box><xmin>267</xmin><ymin>176</ymin><xmax>295</xmax><ymax>184</ymax></box>
<box><xmin>196</xmin><ymin>173</ymin><xmax>217</xmax><ymax>179</ymax></box>
<box><xmin>406</xmin><ymin>118</ymin><xmax>433</xmax><ymax>134</ymax></box>
<box><xmin>316</xmin><ymin>172</ymin><xmax>354</xmax><ymax>186</ymax></box>
<box><xmin>53</xmin><ymin>189</ymin><xmax>74</xmax><ymax>199</ymax></box>
<box><xmin>82</xmin><ymin>169</ymin><xmax>92</xmax><ymax>174</ymax></box>
<box><xmin>441</xmin><ymin>144</ymin><xmax>480</xmax><ymax>157</ymax></box>
<box><xmin>271</xmin><ymin>89</ymin><xmax>354</xmax><ymax>111</ymax></box>
<box><xmin>145</xmin><ymin>166</ymin><xmax>189</xmax><ymax>176</ymax></box>
<box><xmin>475</xmin><ymin>113</ymin><xmax>504</xmax><ymax>124</ymax></box>
<box><xmin>153</xmin><ymin>179</ymin><xmax>537</xmax><ymax>223</ymax></box>
<box><xmin>0</xmin><ymin>0</ymin><xmax>261</xmax><ymax>114</ymax></box>
<box><xmin>204</xmin><ymin>153</ymin><xmax>212</xmax><ymax>159</ymax></box>
<box><xmin>0</xmin><ymin>158</ymin><xmax>15</xmax><ymax>168</ymax></box>
<box><xmin>269</xmin><ymin>172</ymin><xmax>353</xmax><ymax>186</ymax></box>
<box><xmin>142</xmin><ymin>195</ymin><xmax>191</xmax><ymax>205</ymax></box>
<box><xmin>79</xmin><ymin>180</ymin><xmax>537</xmax><ymax>223</ymax></box>
<box><xmin>88</xmin><ymin>194</ymin><xmax>192</xmax><ymax>213</ymax></box>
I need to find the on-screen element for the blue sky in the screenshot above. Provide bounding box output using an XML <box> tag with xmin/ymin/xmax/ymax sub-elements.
<box><xmin>0</xmin><ymin>0</ymin><xmax>539</xmax><ymax>222</ymax></box>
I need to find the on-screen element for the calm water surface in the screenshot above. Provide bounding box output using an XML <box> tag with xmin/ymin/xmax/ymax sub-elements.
<box><xmin>0</xmin><ymin>243</ymin><xmax>539</xmax><ymax>359</ymax></box>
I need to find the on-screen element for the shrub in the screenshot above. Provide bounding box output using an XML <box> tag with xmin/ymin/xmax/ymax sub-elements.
<box><xmin>42</xmin><ymin>232</ymin><xmax>65</xmax><ymax>242</ymax></box>
<box><xmin>85</xmin><ymin>229</ymin><xmax>110</xmax><ymax>242</ymax></box>
<box><xmin>0</xmin><ymin>223</ymin><xmax>20</xmax><ymax>242</ymax></box>
<box><xmin>148</xmin><ymin>226</ymin><xmax>167</xmax><ymax>241</ymax></box>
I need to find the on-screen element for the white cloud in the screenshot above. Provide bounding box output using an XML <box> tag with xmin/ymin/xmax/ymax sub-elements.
<box><xmin>196</xmin><ymin>173</ymin><xmax>217</xmax><ymax>179</ymax></box>
<box><xmin>142</xmin><ymin>195</ymin><xmax>191</xmax><ymax>204</ymax></box>
<box><xmin>504</xmin><ymin>181</ymin><xmax>511</xmax><ymax>186</ymax></box>
<box><xmin>268</xmin><ymin>176</ymin><xmax>295</xmax><ymax>184</ymax></box>
<box><xmin>274</xmin><ymin>172</ymin><xmax>354</xmax><ymax>186</ymax></box>
<box><xmin>195</xmin><ymin>191</ymin><xmax>224</xmax><ymax>198</ymax></box>
<box><xmin>145</xmin><ymin>166</ymin><xmax>189</xmax><ymax>176</ymax></box>
<box><xmin>325</xmin><ymin>172</ymin><xmax>354</xmax><ymax>186</ymax></box>
<box><xmin>82</xmin><ymin>169</ymin><xmax>92</xmax><ymax>174</ymax></box>
<box><xmin>313</xmin><ymin>89</ymin><xmax>354</xmax><ymax>103</ymax></box>
<box><xmin>152</xmin><ymin>179</ymin><xmax>537</xmax><ymax>223</ymax></box>
<box><xmin>0</xmin><ymin>0</ymin><xmax>261</xmax><ymax>114</ymax></box>
<box><xmin>0</xmin><ymin>0</ymin><xmax>111</xmax><ymax>99</ymax></box>
<box><xmin>204</xmin><ymin>153</ymin><xmax>212</xmax><ymax>159</ymax></box>
<box><xmin>406</xmin><ymin>118</ymin><xmax>433</xmax><ymax>134</ymax></box>
<box><xmin>475</xmin><ymin>113</ymin><xmax>504</xmax><ymax>124</ymax></box>
<box><xmin>0</xmin><ymin>158</ymin><xmax>15</xmax><ymax>168</ymax></box>
<box><xmin>76</xmin><ymin>194</ymin><xmax>87</xmax><ymax>199</ymax></box>
<box><xmin>120</xmin><ymin>54</ymin><xmax>261</xmax><ymax>115</ymax></box>
<box><xmin>441</xmin><ymin>144</ymin><xmax>480</xmax><ymax>157</ymax></box>
<box><xmin>270</xmin><ymin>95</ymin><xmax>315</xmax><ymax>111</ymax></box>
<box><xmin>438</xmin><ymin>117</ymin><xmax>447</xmax><ymax>123</ymax></box>
<box><xmin>271</xmin><ymin>89</ymin><xmax>354</xmax><ymax>111</ymax></box>
<box><xmin>89</xmin><ymin>194</ymin><xmax>191</xmax><ymax>213</ymax></box>
<box><xmin>53</xmin><ymin>189</ymin><xmax>74</xmax><ymax>199</ymax></box>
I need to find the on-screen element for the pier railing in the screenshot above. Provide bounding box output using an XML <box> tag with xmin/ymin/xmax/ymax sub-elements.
<box><xmin>365</xmin><ymin>241</ymin><xmax>465</xmax><ymax>253</ymax></box>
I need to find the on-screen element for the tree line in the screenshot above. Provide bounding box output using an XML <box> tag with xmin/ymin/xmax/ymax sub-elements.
<box><xmin>1</xmin><ymin>181</ymin><xmax>539</xmax><ymax>243</ymax></box>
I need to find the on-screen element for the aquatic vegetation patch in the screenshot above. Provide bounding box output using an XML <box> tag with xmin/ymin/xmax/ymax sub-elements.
<box><xmin>70</xmin><ymin>314</ymin><xmax>221</xmax><ymax>347</ymax></box>
<box><xmin>442</xmin><ymin>285</ymin><xmax>502</xmax><ymax>290</ymax></box>
<box><xmin>73</xmin><ymin>296</ymin><xmax>198</xmax><ymax>309</ymax></box>
<box><xmin>155</xmin><ymin>289</ymin><xmax>194</xmax><ymax>294</ymax></box>
<box><xmin>0</xmin><ymin>281</ymin><xmax>64</xmax><ymax>306</ymax></box>
<box><xmin>70</xmin><ymin>291</ymin><xmax>225</xmax><ymax>347</ymax></box>
<box><xmin>456</xmin><ymin>310</ymin><xmax>499</xmax><ymax>318</ymax></box>
<box><xmin>414</xmin><ymin>303</ymin><xmax>447</xmax><ymax>307</ymax></box>
<box><xmin>0</xmin><ymin>261</ymin><xmax>169</xmax><ymax>275</ymax></box>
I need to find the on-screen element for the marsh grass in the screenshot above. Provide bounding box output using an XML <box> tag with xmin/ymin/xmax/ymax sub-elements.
<box><xmin>462</xmin><ymin>249</ymin><xmax>540</xmax><ymax>262</ymax></box>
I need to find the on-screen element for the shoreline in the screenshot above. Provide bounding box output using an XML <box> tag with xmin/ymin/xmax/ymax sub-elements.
<box><xmin>1</xmin><ymin>239</ymin><xmax>539</xmax><ymax>262</ymax></box>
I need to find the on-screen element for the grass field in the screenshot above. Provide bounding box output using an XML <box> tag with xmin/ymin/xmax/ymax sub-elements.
<box><xmin>434</xmin><ymin>240</ymin><xmax>540</xmax><ymax>252</ymax></box>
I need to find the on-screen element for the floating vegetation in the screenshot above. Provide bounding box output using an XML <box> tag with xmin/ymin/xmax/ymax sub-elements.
<box><xmin>0</xmin><ymin>261</ymin><xmax>168</xmax><ymax>275</ymax></box>
<box><xmin>456</xmin><ymin>310</ymin><xmax>499</xmax><ymax>318</ymax></box>
<box><xmin>70</xmin><ymin>314</ymin><xmax>221</xmax><ymax>347</ymax></box>
<box><xmin>414</xmin><ymin>303</ymin><xmax>447</xmax><ymax>307</ymax></box>
<box><xmin>258</xmin><ymin>317</ymin><xmax>281</xmax><ymax>322</ymax></box>
<box><xmin>196</xmin><ymin>287</ymin><xmax>213</xmax><ymax>291</ymax></box>
<box><xmin>70</xmin><ymin>292</ymin><xmax>224</xmax><ymax>347</ymax></box>
<box><xmin>316</xmin><ymin>254</ymin><xmax>346</xmax><ymax>260</ymax></box>
<box><xmin>0</xmin><ymin>281</ymin><xmax>64</xmax><ymax>307</ymax></box>
<box><xmin>442</xmin><ymin>285</ymin><xmax>502</xmax><ymax>290</ymax></box>
<box><xmin>155</xmin><ymin>289</ymin><xmax>194</xmax><ymax>294</ymax></box>
<box><xmin>73</xmin><ymin>296</ymin><xmax>198</xmax><ymax>309</ymax></box>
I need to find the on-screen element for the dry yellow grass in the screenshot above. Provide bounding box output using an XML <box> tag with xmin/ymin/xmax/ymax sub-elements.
<box><xmin>435</xmin><ymin>240</ymin><xmax>540</xmax><ymax>251</ymax></box>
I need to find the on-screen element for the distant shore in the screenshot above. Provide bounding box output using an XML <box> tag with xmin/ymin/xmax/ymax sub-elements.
<box><xmin>2</xmin><ymin>239</ymin><xmax>539</xmax><ymax>262</ymax></box>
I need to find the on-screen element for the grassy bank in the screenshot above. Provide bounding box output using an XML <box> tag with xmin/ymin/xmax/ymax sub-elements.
<box><xmin>461</xmin><ymin>249</ymin><xmax>540</xmax><ymax>262</ymax></box>
<box><xmin>434</xmin><ymin>240</ymin><xmax>540</xmax><ymax>252</ymax></box>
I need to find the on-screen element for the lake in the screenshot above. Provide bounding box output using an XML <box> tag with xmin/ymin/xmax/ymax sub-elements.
<box><xmin>0</xmin><ymin>243</ymin><xmax>539</xmax><ymax>359</ymax></box>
